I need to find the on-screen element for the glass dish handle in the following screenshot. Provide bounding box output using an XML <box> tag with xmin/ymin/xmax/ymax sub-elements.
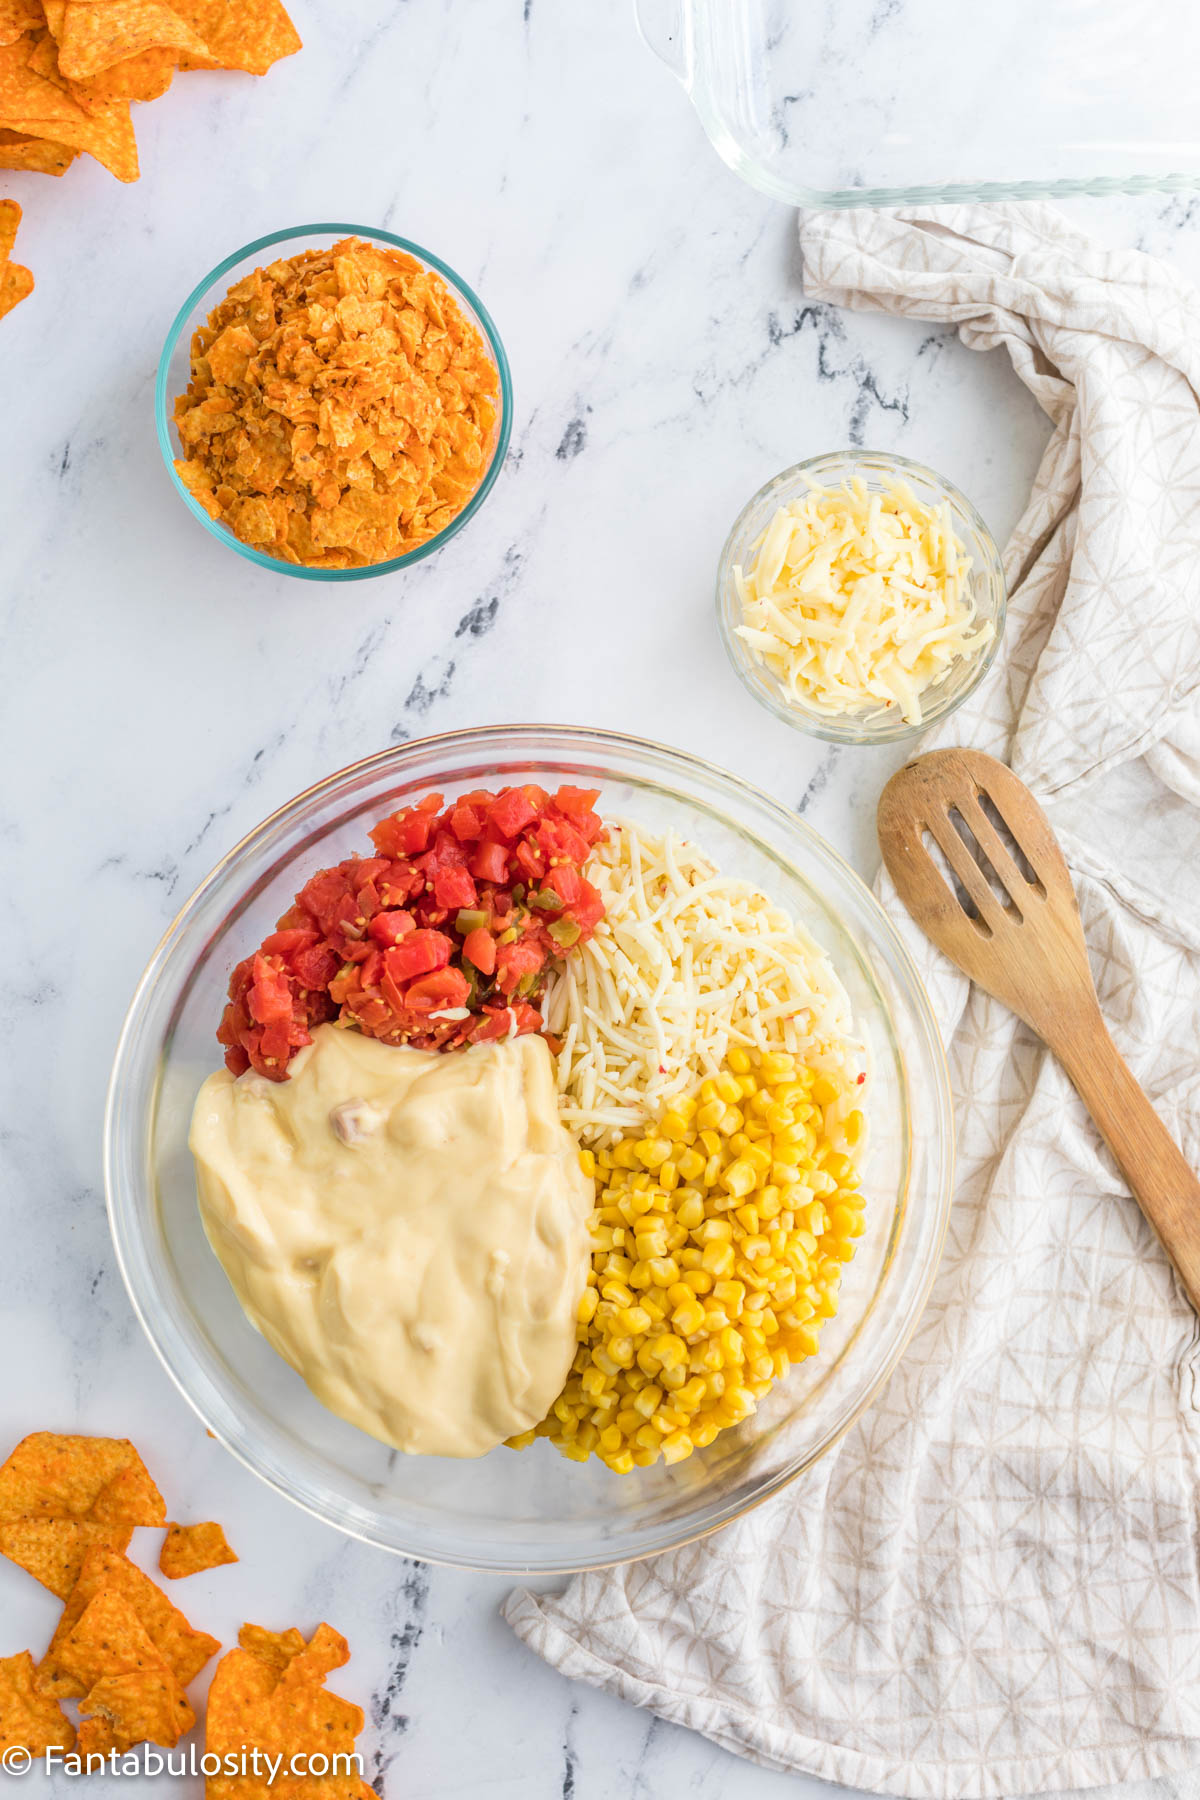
<box><xmin>633</xmin><ymin>0</ymin><xmax>689</xmax><ymax>84</ymax></box>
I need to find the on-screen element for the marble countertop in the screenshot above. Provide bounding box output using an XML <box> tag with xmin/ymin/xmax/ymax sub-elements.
<box><xmin>3</xmin><ymin>6</ymin><xmax>1200</xmax><ymax>1796</ymax></box>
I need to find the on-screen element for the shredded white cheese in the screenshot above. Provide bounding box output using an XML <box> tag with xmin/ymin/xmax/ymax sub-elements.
<box><xmin>733</xmin><ymin>475</ymin><xmax>994</xmax><ymax>726</ymax></box>
<box><xmin>543</xmin><ymin>820</ymin><xmax>866</xmax><ymax>1146</ymax></box>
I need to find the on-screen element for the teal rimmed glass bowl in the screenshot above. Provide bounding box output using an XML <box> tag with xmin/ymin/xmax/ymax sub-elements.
<box><xmin>154</xmin><ymin>223</ymin><xmax>513</xmax><ymax>583</ymax></box>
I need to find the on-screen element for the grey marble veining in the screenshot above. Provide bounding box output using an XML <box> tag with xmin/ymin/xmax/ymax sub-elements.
<box><xmin>2</xmin><ymin>5</ymin><xmax>1199</xmax><ymax>1796</ymax></box>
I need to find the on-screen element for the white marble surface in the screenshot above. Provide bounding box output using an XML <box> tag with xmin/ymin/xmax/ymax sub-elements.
<box><xmin>3</xmin><ymin>6</ymin><xmax>1200</xmax><ymax>1796</ymax></box>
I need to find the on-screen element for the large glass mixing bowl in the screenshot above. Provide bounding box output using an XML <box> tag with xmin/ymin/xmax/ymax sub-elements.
<box><xmin>104</xmin><ymin>726</ymin><xmax>953</xmax><ymax>1572</ymax></box>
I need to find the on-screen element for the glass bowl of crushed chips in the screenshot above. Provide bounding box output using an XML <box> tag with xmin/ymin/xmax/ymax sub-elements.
<box><xmin>717</xmin><ymin>450</ymin><xmax>1006</xmax><ymax>745</ymax></box>
<box><xmin>155</xmin><ymin>224</ymin><xmax>512</xmax><ymax>579</ymax></box>
<box><xmin>106</xmin><ymin>724</ymin><xmax>954</xmax><ymax>1573</ymax></box>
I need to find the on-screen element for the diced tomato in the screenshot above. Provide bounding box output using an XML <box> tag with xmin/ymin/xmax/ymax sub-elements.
<box><xmin>261</xmin><ymin>927</ymin><xmax>320</xmax><ymax>957</ymax></box>
<box><xmin>370</xmin><ymin>793</ymin><xmax>443</xmax><ymax>858</ymax></box>
<box><xmin>470</xmin><ymin>840</ymin><xmax>509</xmax><ymax>883</ymax></box>
<box><xmin>567</xmin><ymin>880</ymin><xmax>605</xmax><ymax>936</ymax></box>
<box><xmin>514</xmin><ymin>839</ymin><xmax>546</xmax><ymax>883</ymax></box>
<box><xmin>215</xmin><ymin>783</ymin><xmax>606</xmax><ymax>1075</ymax></box>
<box><xmin>384</xmin><ymin>930</ymin><xmax>453</xmax><ymax>984</ymax></box>
<box><xmin>248</xmin><ymin>955</ymin><xmax>293</xmax><ymax>1025</ymax></box>
<box><xmin>543</xmin><ymin>863</ymin><xmax>583</xmax><ymax>906</ymax></box>
<box><xmin>489</xmin><ymin>787</ymin><xmax>540</xmax><ymax>838</ymax></box>
<box><xmin>291</xmin><ymin>944</ymin><xmax>340</xmax><ymax>990</ymax></box>
<box><xmin>495</xmin><ymin>938</ymin><xmax>546</xmax><ymax>995</ymax></box>
<box><xmin>449</xmin><ymin>801</ymin><xmax>484</xmax><ymax>841</ymax></box>
<box><xmin>462</xmin><ymin>927</ymin><xmax>496</xmax><ymax>976</ymax></box>
<box><xmin>432</xmin><ymin>865</ymin><xmax>477</xmax><ymax>910</ymax></box>
<box><xmin>404</xmin><ymin>967</ymin><xmax>471</xmax><ymax>1014</ymax></box>
<box><xmin>368</xmin><ymin>909</ymin><xmax>416</xmax><ymax>947</ymax></box>
<box><xmin>536</xmin><ymin>815</ymin><xmax>591</xmax><ymax>866</ymax></box>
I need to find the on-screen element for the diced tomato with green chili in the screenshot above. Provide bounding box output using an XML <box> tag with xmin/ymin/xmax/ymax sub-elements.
<box><xmin>216</xmin><ymin>783</ymin><xmax>607</xmax><ymax>1077</ymax></box>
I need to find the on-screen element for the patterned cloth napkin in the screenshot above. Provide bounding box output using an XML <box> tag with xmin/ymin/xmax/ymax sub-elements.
<box><xmin>505</xmin><ymin>204</ymin><xmax>1200</xmax><ymax>1798</ymax></box>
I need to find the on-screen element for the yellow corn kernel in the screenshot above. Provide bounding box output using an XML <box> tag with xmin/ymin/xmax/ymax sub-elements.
<box><xmin>696</xmin><ymin>1099</ymin><xmax>724</xmax><ymax>1131</ymax></box>
<box><xmin>661</xmin><ymin>1430</ymin><xmax>694</xmax><ymax>1464</ymax></box>
<box><xmin>676</xmin><ymin>1147</ymin><xmax>706</xmax><ymax>1182</ymax></box>
<box><xmin>720</xmin><ymin>1158</ymin><xmax>757</xmax><ymax>1198</ymax></box>
<box><xmin>698</xmin><ymin>1128</ymin><xmax>722</xmax><ymax>1158</ymax></box>
<box><xmin>671</xmin><ymin>1298</ymin><xmax>707</xmax><ymax>1338</ymax></box>
<box><xmin>577</xmin><ymin>1287</ymin><xmax>598</xmax><ymax>1325</ymax></box>
<box><xmin>683</xmin><ymin>1269</ymin><xmax>713</xmax><ymax>1295</ymax></box>
<box><xmin>578</xmin><ymin>1148</ymin><xmax>596</xmax><ymax>1179</ymax></box>
<box><xmin>810</xmin><ymin>1074</ymin><xmax>839</xmax><ymax>1106</ymax></box>
<box><xmin>701</xmin><ymin>1240</ymin><xmax>735</xmax><ymax>1278</ymax></box>
<box><xmin>660</xmin><ymin>1110</ymin><xmax>691</xmax><ymax>1142</ymax></box>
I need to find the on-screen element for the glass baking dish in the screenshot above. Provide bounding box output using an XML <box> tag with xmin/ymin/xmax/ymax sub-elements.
<box><xmin>635</xmin><ymin>0</ymin><xmax>1200</xmax><ymax>208</ymax></box>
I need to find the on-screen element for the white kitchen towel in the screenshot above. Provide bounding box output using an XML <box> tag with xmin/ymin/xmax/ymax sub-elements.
<box><xmin>505</xmin><ymin>204</ymin><xmax>1200</xmax><ymax>1798</ymax></box>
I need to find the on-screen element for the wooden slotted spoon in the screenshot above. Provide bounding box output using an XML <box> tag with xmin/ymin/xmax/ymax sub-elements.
<box><xmin>878</xmin><ymin>747</ymin><xmax>1200</xmax><ymax>1312</ymax></box>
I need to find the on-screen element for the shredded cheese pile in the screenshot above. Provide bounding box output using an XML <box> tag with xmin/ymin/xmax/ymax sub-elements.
<box><xmin>733</xmin><ymin>475</ymin><xmax>994</xmax><ymax>726</ymax></box>
<box><xmin>542</xmin><ymin>821</ymin><xmax>865</xmax><ymax>1147</ymax></box>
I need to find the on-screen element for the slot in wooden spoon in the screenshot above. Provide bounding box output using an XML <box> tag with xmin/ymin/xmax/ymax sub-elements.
<box><xmin>878</xmin><ymin>747</ymin><xmax>1200</xmax><ymax>1313</ymax></box>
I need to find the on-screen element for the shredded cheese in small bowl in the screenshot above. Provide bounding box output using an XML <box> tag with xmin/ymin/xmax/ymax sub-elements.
<box><xmin>717</xmin><ymin>451</ymin><xmax>1005</xmax><ymax>744</ymax></box>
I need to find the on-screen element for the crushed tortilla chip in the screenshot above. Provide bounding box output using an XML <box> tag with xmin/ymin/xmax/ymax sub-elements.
<box><xmin>0</xmin><ymin>1519</ymin><xmax>132</xmax><ymax>1599</ymax></box>
<box><xmin>159</xmin><ymin>1520</ymin><xmax>238</xmax><ymax>1579</ymax></box>
<box><xmin>206</xmin><ymin>1622</ymin><xmax>376</xmax><ymax>1800</ymax></box>
<box><xmin>0</xmin><ymin>1651</ymin><xmax>75</xmax><ymax>1759</ymax></box>
<box><xmin>172</xmin><ymin>236</ymin><xmax>502</xmax><ymax>569</ymax></box>
<box><xmin>39</xmin><ymin>1545</ymin><xmax>219</xmax><ymax>1699</ymax></box>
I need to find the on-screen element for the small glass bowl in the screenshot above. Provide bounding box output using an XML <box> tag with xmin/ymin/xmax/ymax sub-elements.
<box><xmin>155</xmin><ymin>223</ymin><xmax>513</xmax><ymax>583</ymax></box>
<box><xmin>105</xmin><ymin>724</ymin><xmax>954</xmax><ymax>1573</ymax></box>
<box><xmin>716</xmin><ymin>450</ymin><xmax>1007</xmax><ymax>745</ymax></box>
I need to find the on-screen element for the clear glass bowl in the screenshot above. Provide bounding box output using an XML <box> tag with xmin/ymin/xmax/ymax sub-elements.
<box><xmin>104</xmin><ymin>725</ymin><xmax>954</xmax><ymax>1573</ymax></box>
<box><xmin>635</xmin><ymin>0</ymin><xmax>1200</xmax><ymax>206</ymax></box>
<box><xmin>154</xmin><ymin>224</ymin><xmax>512</xmax><ymax>583</ymax></box>
<box><xmin>717</xmin><ymin>450</ymin><xmax>1007</xmax><ymax>747</ymax></box>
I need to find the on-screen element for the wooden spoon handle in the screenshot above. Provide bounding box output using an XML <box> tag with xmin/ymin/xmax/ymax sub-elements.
<box><xmin>1052</xmin><ymin>1012</ymin><xmax>1200</xmax><ymax>1311</ymax></box>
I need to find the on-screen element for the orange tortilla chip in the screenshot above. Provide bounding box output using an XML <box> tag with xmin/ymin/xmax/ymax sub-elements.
<box><xmin>58</xmin><ymin>1589</ymin><xmax>168</xmax><ymax>1692</ymax></box>
<box><xmin>39</xmin><ymin>1546</ymin><xmax>220</xmax><ymax>1698</ymax></box>
<box><xmin>0</xmin><ymin>1433</ymin><xmax>162</xmax><ymax>1526</ymax></box>
<box><xmin>0</xmin><ymin>192</ymin><xmax>17</xmax><ymax>258</ymax></box>
<box><xmin>0</xmin><ymin>1651</ymin><xmax>75</xmax><ymax>1758</ymax></box>
<box><xmin>273</xmin><ymin>1622</ymin><xmax>349</xmax><ymax>1688</ymax></box>
<box><xmin>79</xmin><ymin>1665</ymin><xmax>194</xmax><ymax>1752</ymax></box>
<box><xmin>54</xmin><ymin>0</ymin><xmax>208</xmax><ymax>80</ymax></box>
<box><xmin>0</xmin><ymin>37</ymin><xmax>138</xmax><ymax>180</ymax></box>
<box><xmin>78</xmin><ymin>45</ymin><xmax>174</xmax><ymax>100</ymax></box>
<box><xmin>238</xmin><ymin>1623</ymin><xmax>306</xmax><ymax>1670</ymax></box>
<box><xmin>159</xmin><ymin>1520</ymin><xmax>238</xmax><ymax>1579</ymax></box>
<box><xmin>0</xmin><ymin>1520</ymin><xmax>132</xmax><ymax>1599</ymax></box>
<box><xmin>0</xmin><ymin>0</ymin><xmax>41</xmax><ymax>47</ymax></box>
<box><xmin>0</xmin><ymin>126</ymin><xmax>76</xmax><ymax>171</ymax></box>
<box><xmin>0</xmin><ymin>257</ymin><xmax>31</xmax><ymax>317</ymax></box>
<box><xmin>174</xmin><ymin>0</ymin><xmax>299</xmax><ymax>75</ymax></box>
<box><xmin>90</xmin><ymin>1461</ymin><xmax>167</xmax><ymax>1529</ymax></box>
<box><xmin>206</xmin><ymin>1623</ymin><xmax>374</xmax><ymax>1800</ymax></box>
